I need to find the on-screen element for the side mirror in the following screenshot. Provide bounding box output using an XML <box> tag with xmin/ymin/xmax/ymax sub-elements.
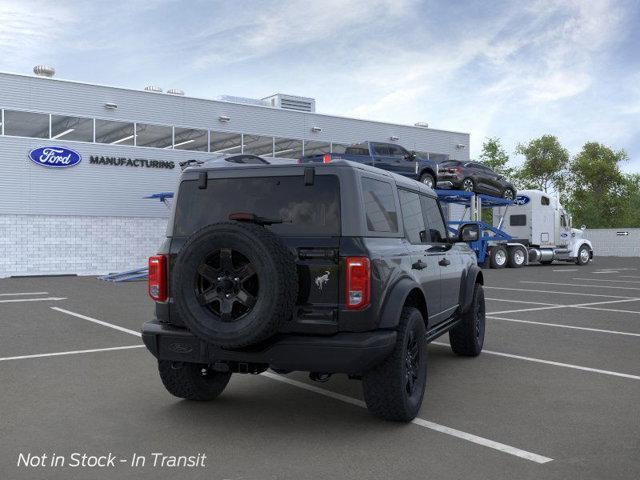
<box><xmin>581</xmin><ymin>224</ymin><xmax>586</xmax><ymax>230</ymax></box>
<box><xmin>459</xmin><ymin>223</ymin><xmax>480</xmax><ymax>242</ymax></box>
<box><xmin>404</xmin><ymin>151</ymin><xmax>416</xmax><ymax>160</ymax></box>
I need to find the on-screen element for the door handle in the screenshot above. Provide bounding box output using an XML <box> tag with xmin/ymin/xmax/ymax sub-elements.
<box><xmin>412</xmin><ymin>260</ymin><xmax>427</xmax><ymax>270</ymax></box>
<box><xmin>438</xmin><ymin>257</ymin><xmax>451</xmax><ymax>267</ymax></box>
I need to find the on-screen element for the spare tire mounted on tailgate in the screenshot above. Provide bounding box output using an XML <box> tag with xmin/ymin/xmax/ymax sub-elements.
<box><xmin>173</xmin><ymin>222</ymin><xmax>298</xmax><ymax>348</ymax></box>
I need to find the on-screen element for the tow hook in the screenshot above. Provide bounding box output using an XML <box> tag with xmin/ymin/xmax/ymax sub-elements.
<box><xmin>309</xmin><ymin>372</ymin><xmax>331</xmax><ymax>383</ymax></box>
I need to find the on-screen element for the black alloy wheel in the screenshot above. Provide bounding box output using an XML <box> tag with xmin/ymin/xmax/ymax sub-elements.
<box><xmin>405</xmin><ymin>329</ymin><xmax>420</xmax><ymax>396</ymax></box>
<box><xmin>195</xmin><ymin>248</ymin><xmax>258</xmax><ymax>322</ymax></box>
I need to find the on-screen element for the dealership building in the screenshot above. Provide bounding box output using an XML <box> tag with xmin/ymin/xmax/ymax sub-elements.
<box><xmin>0</xmin><ymin>68</ymin><xmax>470</xmax><ymax>277</ymax></box>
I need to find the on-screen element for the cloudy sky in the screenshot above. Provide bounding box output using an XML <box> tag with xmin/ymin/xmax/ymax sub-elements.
<box><xmin>1</xmin><ymin>0</ymin><xmax>639</xmax><ymax>171</ymax></box>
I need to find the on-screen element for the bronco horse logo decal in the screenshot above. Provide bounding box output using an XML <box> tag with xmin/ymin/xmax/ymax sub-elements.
<box><xmin>315</xmin><ymin>271</ymin><xmax>330</xmax><ymax>291</ymax></box>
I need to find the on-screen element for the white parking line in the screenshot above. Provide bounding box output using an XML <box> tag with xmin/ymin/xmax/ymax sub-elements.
<box><xmin>574</xmin><ymin>305</ymin><xmax>640</xmax><ymax>315</ymax></box>
<box><xmin>486</xmin><ymin>298</ymin><xmax>559</xmax><ymax>306</ymax></box>
<box><xmin>552</xmin><ymin>269</ymin><xmax>578</xmax><ymax>272</ymax></box>
<box><xmin>573</xmin><ymin>278</ymin><xmax>640</xmax><ymax>284</ymax></box>
<box><xmin>262</xmin><ymin>372</ymin><xmax>552</xmax><ymax>464</ymax></box>
<box><xmin>432</xmin><ymin>342</ymin><xmax>640</xmax><ymax>381</ymax></box>
<box><xmin>488</xmin><ymin>315</ymin><xmax>640</xmax><ymax>337</ymax></box>
<box><xmin>485</xmin><ymin>286</ymin><xmax>638</xmax><ymax>299</ymax></box>
<box><xmin>520</xmin><ymin>281</ymin><xmax>640</xmax><ymax>291</ymax></box>
<box><xmin>489</xmin><ymin>298</ymin><xmax>640</xmax><ymax>316</ymax></box>
<box><xmin>0</xmin><ymin>292</ymin><xmax>49</xmax><ymax>296</ymax></box>
<box><xmin>489</xmin><ymin>305</ymin><xmax>566</xmax><ymax>315</ymax></box>
<box><xmin>0</xmin><ymin>345</ymin><xmax>144</xmax><ymax>362</ymax></box>
<box><xmin>0</xmin><ymin>297</ymin><xmax>66</xmax><ymax>304</ymax></box>
<box><xmin>618</xmin><ymin>275</ymin><xmax>640</xmax><ymax>279</ymax></box>
<box><xmin>51</xmin><ymin>307</ymin><xmax>142</xmax><ymax>337</ymax></box>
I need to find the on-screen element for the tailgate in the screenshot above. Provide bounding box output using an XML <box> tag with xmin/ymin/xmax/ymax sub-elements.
<box><xmin>282</xmin><ymin>237</ymin><xmax>341</xmax><ymax>335</ymax></box>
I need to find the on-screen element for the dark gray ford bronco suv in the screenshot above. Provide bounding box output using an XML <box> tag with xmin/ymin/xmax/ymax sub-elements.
<box><xmin>142</xmin><ymin>159</ymin><xmax>485</xmax><ymax>422</ymax></box>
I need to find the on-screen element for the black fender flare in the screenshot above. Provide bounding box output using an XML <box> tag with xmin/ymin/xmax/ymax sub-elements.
<box><xmin>459</xmin><ymin>265</ymin><xmax>483</xmax><ymax>313</ymax></box>
<box><xmin>378</xmin><ymin>277</ymin><xmax>426</xmax><ymax>329</ymax></box>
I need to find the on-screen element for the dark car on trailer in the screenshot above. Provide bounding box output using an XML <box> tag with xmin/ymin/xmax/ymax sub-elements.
<box><xmin>142</xmin><ymin>159</ymin><xmax>485</xmax><ymax>421</ymax></box>
<box><xmin>437</xmin><ymin>160</ymin><xmax>517</xmax><ymax>199</ymax></box>
<box><xmin>300</xmin><ymin>141</ymin><xmax>439</xmax><ymax>189</ymax></box>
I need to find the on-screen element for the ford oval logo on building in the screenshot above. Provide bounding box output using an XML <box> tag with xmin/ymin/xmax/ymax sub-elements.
<box><xmin>28</xmin><ymin>146</ymin><xmax>82</xmax><ymax>168</ymax></box>
<box><xmin>514</xmin><ymin>195</ymin><xmax>530</xmax><ymax>206</ymax></box>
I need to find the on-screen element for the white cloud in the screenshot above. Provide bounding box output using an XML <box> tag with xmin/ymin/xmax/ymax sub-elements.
<box><xmin>0</xmin><ymin>1</ymin><xmax>75</xmax><ymax>67</ymax></box>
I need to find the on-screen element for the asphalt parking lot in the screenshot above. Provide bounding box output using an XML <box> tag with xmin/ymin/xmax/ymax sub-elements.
<box><xmin>2</xmin><ymin>257</ymin><xmax>639</xmax><ymax>480</ymax></box>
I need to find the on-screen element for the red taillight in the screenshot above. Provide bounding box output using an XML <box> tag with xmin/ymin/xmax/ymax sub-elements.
<box><xmin>148</xmin><ymin>255</ymin><xmax>167</xmax><ymax>302</ymax></box>
<box><xmin>345</xmin><ymin>257</ymin><xmax>370</xmax><ymax>310</ymax></box>
<box><xmin>322</xmin><ymin>153</ymin><xmax>331</xmax><ymax>164</ymax></box>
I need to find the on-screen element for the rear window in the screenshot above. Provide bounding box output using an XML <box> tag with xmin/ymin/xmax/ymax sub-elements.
<box><xmin>173</xmin><ymin>175</ymin><xmax>340</xmax><ymax>237</ymax></box>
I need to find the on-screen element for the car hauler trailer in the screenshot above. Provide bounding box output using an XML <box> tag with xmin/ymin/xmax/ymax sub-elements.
<box><xmin>493</xmin><ymin>190</ymin><xmax>593</xmax><ymax>266</ymax></box>
<box><xmin>437</xmin><ymin>189</ymin><xmax>593</xmax><ymax>268</ymax></box>
<box><xmin>437</xmin><ymin>190</ymin><xmax>528</xmax><ymax>268</ymax></box>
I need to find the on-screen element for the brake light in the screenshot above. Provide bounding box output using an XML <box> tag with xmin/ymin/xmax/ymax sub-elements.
<box><xmin>148</xmin><ymin>255</ymin><xmax>167</xmax><ymax>302</ymax></box>
<box><xmin>345</xmin><ymin>257</ymin><xmax>370</xmax><ymax>309</ymax></box>
<box><xmin>322</xmin><ymin>153</ymin><xmax>331</xmax><ymax>164</ymax></box>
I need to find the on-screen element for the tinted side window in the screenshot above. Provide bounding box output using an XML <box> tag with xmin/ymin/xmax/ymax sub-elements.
<box><xmin>387</xmin><ymin>145</ymin><xmax>405</xmax><ymax>157</ymax></box>
<box><xmin>541</xmin><ymin>196</ymin><xmax>550</xmax><ymax>205</ymax></box>
<box><xmin>510</xmin><ymin>214</ymin><xmax>527</xmax><ymax>226</ymax></box>
<box><xmin>361</xmin><ymin>178</ymin><xmax>398</xmax><ymax>233</ymax></box>
<box><xmin>420</xmin><ymin>196</ymin><xmax>448</xmax><ymax>243</ymax></box>
<box><xmin>373</xmin><ymin>144</ymin><xmax>390</xmax><ymax>156</ymax></box>
<box><xmin>399</xmin><ymin>190</ymin><xmax>426</xmax><ymax>244</ymax></box>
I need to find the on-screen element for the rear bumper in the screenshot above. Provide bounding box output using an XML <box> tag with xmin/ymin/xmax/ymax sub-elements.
<box><xmin>142</xmin><ymin>320</ymin><xmax>397</xmax><ymax>374</ymax></box>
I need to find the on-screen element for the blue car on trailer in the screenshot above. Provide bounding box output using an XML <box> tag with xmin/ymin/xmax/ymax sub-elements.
<box><xmin>436</xmin><ymin>190</ymin><xmax>528</xmax><ymax>269</ymax></box>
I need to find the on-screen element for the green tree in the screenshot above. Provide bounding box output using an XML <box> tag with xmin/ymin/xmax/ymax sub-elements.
<box><xmin>566</xmin><ymin>142</ymin><xmax>628</xmax><ymax>228</ymax></box>
<box><xmin>515</xmin><ymin>135</ymin><xmax>569</xmax><ymax>193</ymax></box>
<box><xmin>619</xmin><ymin>174</ymin><xmax>640</xmax><ymax>227</ymax></box>
<box><xmin>478</xmin><ymin>137</ymin><xmax>515</xmax><ymax>177</ymax></box>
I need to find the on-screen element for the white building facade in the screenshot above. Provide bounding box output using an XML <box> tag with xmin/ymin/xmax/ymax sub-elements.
<box><xmin>0</xmin><ymin>71</ymin><xmax>470</xmax><ymax>277</ymax></box>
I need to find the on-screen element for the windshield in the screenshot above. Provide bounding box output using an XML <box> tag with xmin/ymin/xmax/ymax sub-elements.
<box><xmin>173</xmin><ymin>175</ymin><xmax>341</xmax><ymax>237</ymax></box>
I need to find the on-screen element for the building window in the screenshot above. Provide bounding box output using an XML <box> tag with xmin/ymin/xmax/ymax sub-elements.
<box><xmin>303</xmin><ymin>140</ymin><xmax>331</xmax><ymax>156</ymax></box>
<box><xmin>173</xmin><ymin>127</ymin><xmax>208</xmax><ymax>151</ymax></box>
<box><xmin>361</xmin><ymin>177</ymin><xmax>398</xmax><ymax>233</ymax></box>
<box><xmin>95</xmin><ymin>119</ymin><xmax>135</xmax><ymax>145</ymax></box>
<box><xmin>50</xmin><ymin>114</ymin><xmax>94</xmax><ymax>142</ymax></box>
<box><xmin>243</xmin><ymin>135</ymin><xmax>274</xmax><ymax>156</ymax></box>
<box><xmin>273</xmin><ymin>137</ymin><xmax>303</xmax><ymax>159</ymax></box>
<box><xmin>135</xmin><ymin>123</ymin><xmax>173</xmax><ymax>148</ymax></box>
<box><xmin>3</xmin><ymin>110</ymin><xmax>50</xmax><ymax>139</ymax></box>
<box><xmin>210</xmin><ymin>131</ymin><xmax>242</xmax><ymax>154</ymax></box>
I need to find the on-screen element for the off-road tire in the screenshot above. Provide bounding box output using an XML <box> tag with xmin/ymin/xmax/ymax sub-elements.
<box><xmin>158</xmin><ymin>361</ymin><xmax>231</xmax><ymax>401</ymax></box>
<box><xmin>362</xmin><ymin>307</ymin><xmax>427</xmax><ymax>422</ymax></box>
<box><xmin>507</xmin><ymin>246</ymin><xmax>526</xmax><ymax>268</ymax></box>
<box><xmin>173</xmin><ymin>222</ymin><xmax>298</xmax><ymax>348</ymax></box>
<box><xmin>489</xmin><ymin>245</ymin><xmax>507</xmax><ymax>269</ymax></box>
<box><xmin>419</xmin><ymin>172</ymin><xmax>435</xmax><ymax>189</ymax></box>
<box><xmin>449</xmin><ymin>283</ymin><xmax>485</xmax><ymax>356</ymax></box>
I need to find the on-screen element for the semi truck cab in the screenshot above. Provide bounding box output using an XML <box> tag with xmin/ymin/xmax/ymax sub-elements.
<box><xmin>495</xmin><ymin>190</ymin><xmax>593</xmax><ymax>265</ymax></box>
